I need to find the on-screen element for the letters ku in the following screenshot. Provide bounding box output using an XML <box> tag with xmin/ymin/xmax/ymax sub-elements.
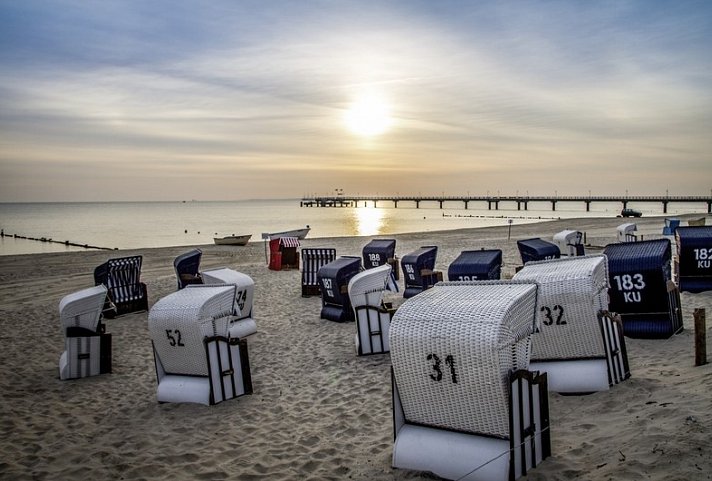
<box><xmin>613</xmin><ymin>273</ymin><xmax>646</xmax><ymax>303</ymax></box>
<box><xmin>694</xmin><ymin>248</ymin><xmax>712</xmax><ymax>269</ymax></box>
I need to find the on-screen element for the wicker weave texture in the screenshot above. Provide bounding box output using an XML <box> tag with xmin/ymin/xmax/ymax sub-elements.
<box><xmin>513</xmin><ymin>255</ymin><xmax>609</xmax><ymax>360</ymax></box>
<box><xmin>390</xmin><ymin>282</ymin><xmax>538</xmax><ymax>438</ymax></box>
<box><xmin>149</xmin><ymin>285</ymin><xmax>236</xmax><ymax>376</ymax></box>
<box><xmin>348</xmin><ymin>264</ymin><xmax>391</xmax><ymax>308</ymax></box>
<box><xmin>201</xmin><ymin>268</ymin><xmax>254</xmax><ymax>320</ymax></box>
<box><xmin>59</xmin><ymin>285</ymin><xmax>108</xmax><ymax>331</ymax></box>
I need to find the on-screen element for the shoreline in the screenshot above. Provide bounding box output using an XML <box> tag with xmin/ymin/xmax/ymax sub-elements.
<box><xmin>0</xmin><ymin>215</ymin><xmax>710</xmax><ymax>480</ymax></box>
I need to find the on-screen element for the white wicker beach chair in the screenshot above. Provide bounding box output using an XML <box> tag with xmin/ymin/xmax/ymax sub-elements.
<box><xmin>513</xmin><ymin>255</ymin><xmax>630</xmax><ymax>393</ymax></box>
<box><xmin>553</xmin><ymin>230</ymin><xmax>585</xmax><ymax>257</ymax></box>
<box><xmin>148</xmin><ymin>285</ymin><xmax>252</xmax><ymax>405</ymax></box>
<box><xmin>390</xmin><ymin>281</ymin><xmax>550</xmax><ymax>481</ymax></box>
<box><xmin>201</xmin><ymin>267</ymin><xmax>257</xmax><ymax>338</ymax></box>
<box><xmin>617</xmin><ymin>223</ymin><xmax>638</xmax><ymax>242</ymax></box>
<box><xmin>347</xmin><ymin>264</ymin><xmax>396</xmax><ymax>355</ymax></box>
<box><xmin>58</xmin><ymin>285</ymin><xmax>112</xmax><ymax>380</ymax></box>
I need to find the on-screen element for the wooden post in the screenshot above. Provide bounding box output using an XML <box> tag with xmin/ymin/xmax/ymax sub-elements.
<box><xmin>694</xmin><ymin>308</ymin><xmax>707</xmax><ymax>366</ymax></box>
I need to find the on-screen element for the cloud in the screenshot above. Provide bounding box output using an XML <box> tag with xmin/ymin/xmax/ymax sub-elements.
<box><xmin>1</xmin><ymin>0</ymin><xmax>711</xmax><ymax>201</ymax></box>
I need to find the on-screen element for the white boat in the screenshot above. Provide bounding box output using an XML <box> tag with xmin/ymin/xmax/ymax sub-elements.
<box><xmin>213</xmin><ymin>234</ymin><xmax>252</xmax><ymax>246</ymax></box>
<box><xmin>261</xmin><ymin>226</ymin><xmax>311</xmax><ymax>240</ymax></box>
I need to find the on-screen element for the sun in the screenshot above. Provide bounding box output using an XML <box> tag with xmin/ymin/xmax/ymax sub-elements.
<box><xmin>344</xmin><ymin>94</ymin><xmax>393</xmax><ymax>137</ymax></box>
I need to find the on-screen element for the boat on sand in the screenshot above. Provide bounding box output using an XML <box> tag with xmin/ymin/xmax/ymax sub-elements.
<box><xmin>213</xmin><ymin>234</ymin><xmax>252</xmax><ymax>246</ymax></box>
<box><xmin>261</xmin><ymin>225</ymin><xmax>311</xmax><ymax>240</ymax></box>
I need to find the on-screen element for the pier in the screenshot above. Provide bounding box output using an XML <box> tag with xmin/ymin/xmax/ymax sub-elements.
<box><xmin>301</xmin><ymin>194</ymin><xmax>712</xmax><ymax>214</ymax></box>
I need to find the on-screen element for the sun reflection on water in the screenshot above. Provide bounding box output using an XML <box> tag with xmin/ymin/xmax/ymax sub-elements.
<box><xmin>351</xmin><ymin>206</ymin><xmax>385</xmax><ymax>237</ymax></box>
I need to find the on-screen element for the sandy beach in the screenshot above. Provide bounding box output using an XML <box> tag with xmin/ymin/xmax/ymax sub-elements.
<box><xmin>0</xmin><ymin>215</ymin><xmax>710</xmax><ymax>481</ymax></box>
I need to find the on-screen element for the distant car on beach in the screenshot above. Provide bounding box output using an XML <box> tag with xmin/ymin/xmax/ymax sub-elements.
<box><xmin>620</xmin><ymin>208</ymin><xmax>642</xmax><ymax>218</ymax></box>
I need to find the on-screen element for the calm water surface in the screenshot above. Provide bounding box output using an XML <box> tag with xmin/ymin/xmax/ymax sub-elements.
<box><xmin>0</xmin><ymin>199</ymin><xmax>707</xmax><ymax>256</ymax></box>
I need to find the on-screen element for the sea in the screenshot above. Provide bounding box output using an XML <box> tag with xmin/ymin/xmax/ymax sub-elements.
<box><xmin>0</xmin><ymin>198</ymin><xmax>708</xmax><ymax>256</ymax></box>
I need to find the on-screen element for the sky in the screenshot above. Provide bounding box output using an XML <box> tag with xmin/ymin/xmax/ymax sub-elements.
<box><xmin>0</xmin><ymin>0</ymin><xmax>711</xmax><ymax>202</ymax></box>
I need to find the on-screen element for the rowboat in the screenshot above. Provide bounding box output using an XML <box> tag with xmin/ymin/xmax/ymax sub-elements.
<box><xmin>688</xmin><ymin>217</ymin><xmax>706</xmax><ymax>227</ymax></box>
<box><xmin>213</xmin><ymin>234</ymin><xmax>252</xmax><ymax>246</ymax></box>
<box><xmin>261</xmin><ymin>225</ymin><xmax>311</xmax><ymax>240</ymax></box>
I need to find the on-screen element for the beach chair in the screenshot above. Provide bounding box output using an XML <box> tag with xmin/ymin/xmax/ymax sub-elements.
<box><xmin>317</xmin><ymin>256</ymin><xmax>362</xmax><ymax>322</ymax></box>
<box><xmin>174</xmin><ymin>249</ymin><xmax>203</xmax><ymax>289</ymax></box>
<box><xmin>93</xmin><ymin>255</ymin><xmax>148</xmax><ymax>318</ymax></box>
<box><xmin>553</xmin><ymin>230</ymin><xmax>585</xmax><ymax>257</ymax></box>
<box><xmin>604</xmin><ymin>239</ymin><xmax>683</xmax><ymax>339</ymax></box>
<box><xmin>58</xmin><ymin>285</ymin><xmax>112</xmax><ymax>380</ymax></box>
<box><xmin>201</xmin><ymin>267</ymin><xmax>257</xmax><ymax>338</ymax></box>
<box><xmin>301</xmin><ymin>248</ymin><xmax>337</xmax><ymax>297</ymax></box>
<box><xmin>268</xmin><ymin>236</ymin><xmax>300</xmax><ymax>271</ymax></box>
<box><xmin>390</xmin><ymin>281</ymin><xmax>550</xmax><ymax>481</ymax></box>
<box><xmin>347</xmin><ymin>264</ymin><xmax>396</xmax><ymax>355</ymax></box>
<box><xmin>513</xmin><ymin>255</ymin><xmax>630</xmax><ymax>393</ymax></box>
<box><xmin>617</xmin><ymin>223</ymin><xmax>638</xmax><ymax>242</ymax></box>
<box><xmin>517</xmin><ymin>238</ymin><xmax>560</xmax><ymax>265</ymax></box>
<box><xmin>447</xmin><ymin>249</ymin><xmax>502</xmax><ymax>281</ymax></box>
<box><xmin>675</xmin><ymin>226</ymin><xmax>712</xmax><ymax>293</ymax></box>
<box><xmin>148</xmin><ymin>285</ymin><xmax>253</xmax><ymax>405</ymax></box>
<box><xmin>662</xmin><ymin>218</ymin><xmax>680</xmax><ymax>236</ymax></box>
<box><xmin>362</xmin><ymin>238</ymin><xmax>399</xmax><ymax>280</ymax></box>
<box><xmin>401</xmin><ymin>245</ymin><xmax>440</xmax><ymax>298</ymax></box>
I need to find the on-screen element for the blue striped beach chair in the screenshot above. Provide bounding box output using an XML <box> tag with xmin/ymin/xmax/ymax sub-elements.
<box><xmin>94</xmin><ymin>255</ymin><xmax>148</xmax><ymax>318</ymax></box>
<box><xmin>301</xmin><ymin>248</ymin><xmax>337</xmax><ymax>297</ymax></box>
<box><xmin>174</xmin><ymin>249</ymin><xmax>203</xmax><ymax>289</ymax></box>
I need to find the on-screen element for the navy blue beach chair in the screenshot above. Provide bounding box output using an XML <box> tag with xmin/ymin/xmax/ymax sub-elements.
<box><xmin>401</xmin><ymin>246</ymin><xmax>440</xmax><ymax>298</ymax></box>
<box><xmin>174</xmin><ymin>249</ymin><xmax>203</xmax><ymax>289</ymax></box>
<box><xmin>362</xmin><ymin>238</ymin><xmax>399</xmax><ymax>280</ymax></box>
<box><xmin>517</xmin><ymin>238</ymin><xmax>561</xmax><ymax>265</ymax></box>
<box><xmin>447</xmin><ymin>249</ymin><xmax>502</xmax><ymax>281</ymax></box>
<box><xmin>603</xmin><ymin>239</ymin><xmax>683</xmax><ymax>339</ymax></box>
<box><xmin>675</xmin><ymin>226</ymin><xmax>712</xmax><ymax>293</ymax></box>
<box><xmin>317</xmin><ymin>256</ymin><xmax>362</xmax><ymax>322</ymax></box>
